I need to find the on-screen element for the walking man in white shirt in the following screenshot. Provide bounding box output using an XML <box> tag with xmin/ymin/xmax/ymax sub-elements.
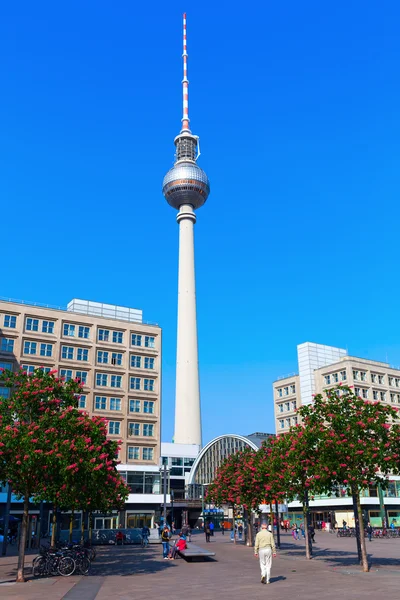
<box><xmin>254</xmin><ymin>522</ymin><xmax>277</xmax><ymax>584</ymax></box>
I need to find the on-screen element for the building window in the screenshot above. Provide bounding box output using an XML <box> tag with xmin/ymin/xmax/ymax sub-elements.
<box><xmin>109</xmin><ymin>421</ymin><xmax>121</xmax><ymax>435</ymax></box>
<box><xmin>111</xmin><ymin>375</ymin><xmax>122</xmax><ymax>388</ymax></box>
<box><xmin>285</xmin><ymin>402</ymin><xmax>290</xmax><ymax>411</ymax></box>
<box><xmin>96</xmin><ymin>373</ymin><xmax>108</xmax><ymax>387</ymax></box>
<box><xmin>130</xmin><ymin>377</ymin><xmax>141</xmax><ymax>390</ymax></box>
<box><xmin>78</xmin><ymin>326</ymin><xmax>90</xmax><ymax>339</ymax></box>
<box><xmin>0</xmin><ymin>361</ymin><xmax>12</xmax><ymax>372</ymax></box>
<box><xmin>78</xmin><ymin>395</ymin><xmax>87</xmax><ymax>409</ymax></box>
<box><xmin>1</xmin><ymin>338</ymin><xmax>15</xmax><ymax>353</ymax></box>
<box><xmin>60</xmin><ymin>369</ymin><xmax>73</xmax><ymax>381</ymax></box>
<box><xmin>324</xmin><ymin>375</ymin><xmax>331</xmax><ymax>385</ymax></box>
<box><xmin>97</xmin><ymin>351</ymin><xmax>109</xmax><ymax>364</ymax></box>
<box><xmin>332</xmin><ymin>373</ymin><xmax>339</xmax><ymax>383</ymax></box>
<box><xmin>40</xmin><ymin>343</ymin><xmax>52</xmax><ymax>357</ymax></box>
<box><xmin>144</xmin><ymin>379</ymin><xmax>155</xmax><ymax>392</ymax></box>
<box><xmin>283</xmin><ymin>386</ymin><xmax>289</xmax><ymax>396</ymax></box>
<box><xmin>373</xmin><ymin>390</ymin><xmax>379</xmax><ymax>400</ymax></box>
<box><xmin>362</xmin><ymin>388</ymin><xmax>369</xmax><ymax>399</ymax></box>
<box><xmin>131</xmin><ymin>334</ymin><xmax>142</xmax><ymax>347</ymax></box>
<box><xmin>61</xmin><ymin>345</ymin><xmax>74</xmax><ymax>360</ymax></box>
<box><xmin>291</xmin><ymin>400</ymin><xmax>297</xmax><ymax>410</ymax></box>
<box><xmin>389</xmin><ymin>377</ymin><xmax>395</xmax><ymax>387</ymax></box>
<box><xmin>128</xmin><ymin>447</ymin><xmax>140</xmax><ymax>460</ymax></box>
<box><xmin>98</xmin><ymin>329</ymin><xmax>110</xmax><ymax>342</ymax></box>
<box><xmin>131</xmin><ymin>355</ymin><xmax>142</xmax><ymax>368</ymax></box>
<box><xmin>129</xmin><ymin>423</ymin><xmax>140</xmax><ymax>436</ymax></box>
<box><xmin>144</xmin><ymin>357</ymin><xmax>155</xmax><ymax>370</ymax></box>
<box><xmin>22</xmin><ymin>364</ymin><xmax>35</xmax><ymax>375</ymax></box>
<box><xmin>75</xmin><ymin>371</ymin><xmax>88</xmax><ymax>384</ymax></box>
<box><xmin>0</xmin><ymin>386</ymin><xmax>10</xmax><ymax>398</ymax></box>
<box><xmin>292</xmin><ymin>416</ymin><xmax>298</xmax><ymax>426</ymax></box>
<box><xmin>77</xmin><ymin>348</ymin><xmax>89</xmax><ymax>361</ymax></box>
<box><xmin>110</xmin><ymin>398</ymin><xmax>121</xmax><ymax>411</ymax></box>
<box><xmin>63</xmin><ymin>324</ymin><xmax>75</xmax><ymax>337</ymax></box>
<box><xmin>4</xmin><ymin>315</ymin><xmax>16</xmax><ymax>329</ymax></box>
<box><xmin>277</xmin><ymin>388</ymin><xmax>283</xmax><ymax>398</ymax></box>
<box><xmin>290</xmin><ymin>384</ymin><xmax>295</xmax><ymax>394</ymax></box>
<box><xmin>23</xmin><ymin>341</ymin><xmax>36</xmax><ymax>355</ymax></box>
<box><xmin>142</xmin><ymin>448</ymin><xmax>154</xmax><ymax>461</ymax></box>
<box><xmin>354</xmin><ymin>387</ymin><xmax>361</xmax><ymax>397</ymax></box>
<box><xmin>143</xmin><ymin>401</ymin><xmax>154</xmax><ymax>414</ymax></box>
<box><xmin>42</xmin><ymin>320</ymin><xmax>54</xmax><ymax>334</ymax></box>
<box><xmin>26</xmin><ymin>318</ymin><xmax>39</xmax><ymax>332</ymax></box>
<box><xmin>390</xmin><ymin>393</ymin><xmax>396</xmax><ymax>402</ymax></box>
<box><xmin>340</xmin><ymin>370</ymin><xmax>347</xmax><ymax>381</ymax></box>
<box><xmin>144</xmin><ymin>336</ymin><xmax>155</xmax><ymax>349</ymax></box>
<box><xmin>371</xmin><ymin>373</ymin><xmax>377</xmax><ymax>384</ymax></box>
<box><xmin>396</xmin><ymin>379</ymin><xmax>400</xmax><ymax>388</ymax></box>
<box><xmin>378</xmin><ymin>375</ymin><xmax>384</xmax><ymax>385</ymax></box>
<box><xmin>278</xmin><ymin>404</ymin><xmax>284</xmax><ymax>413</ymax></box>
<box><xmin>380</xmin><ymin>391</ymin><xmax>386</xmax><ymax>401</ymax></box>
<box><xmin>353</xmin><ymin>370</ymin><xmax>359</xmax><ymax>381</ymax></box>
<box><xmin>279</xmin><ymin>419</ymin><xmax>284</xmax><ymax>429</ymax></box>
<box><xmin>129</xmin><ymin>399</ymin><xmax>141</xmax><ymax>413</ymax></box>
<box><xmin>360</xmin><ymin>372</ymin><xmax>367</xmax><ymax>382</ymax></box>
<box><xmin>143</xmin><ymin>424</ymin><xmax>154</xmax><ymax>437</ymax></box>
<box><xmin>285</xmin><ymin>418</ymin><xmax>291</xmax><ymax>428</ymax></box>
<box><xmin>111</xmin><ymin>352</ymin><xmax>122</xmax><ymax>366</ymax></box>
<box><xmin>95</xmin><ymin>396</ymin><xmax>107</xmax><ymax>410</ymax></box>
<box><xmin>112</xmin><ymin>331</ymin><xmax>123</xmax><ymax>344</ymax></box>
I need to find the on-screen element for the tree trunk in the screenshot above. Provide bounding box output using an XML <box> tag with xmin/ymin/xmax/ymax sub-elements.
<box><xmin>69</xmin><ymin>511</ymin><xmax>74</xmax><ymax>543</ymax></box>
<box><xmin>88</xmin><ymin>512</ymin><xmax>93</xmax><ymax>546</ymax></box>
<box><xmin>51</xmin><ymin>508</ymin><xmax>57</xmax><ymax>547</ymax></box>
<box><xmin>247</xmin><ymin>511</ymin><xmax>254</xmax><ymax>547</ymax></box>
<box><xmin>303</xmin><ymin>491</ymin><xmax>312</xmax><ymax>559</ymax></box>
<box><xmin>81</xmin><ymin>511</ymin><xmax>85</xmax><ymax>545</ymax></box>
<box><xmin>16</xmin><ymin>495</ymin><xmax>29</xmax><ymax>583</ymax></box>
<box><xmin>355</xmin><ymin>489</ymin><xmax>369</xmax><ymax>572</ymax></box>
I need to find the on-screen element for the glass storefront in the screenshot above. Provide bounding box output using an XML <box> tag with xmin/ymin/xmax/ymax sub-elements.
<box><xmin>126</xmin><ymin>512</ymin><xmax>153</xmax><ymax>528</ymax></box>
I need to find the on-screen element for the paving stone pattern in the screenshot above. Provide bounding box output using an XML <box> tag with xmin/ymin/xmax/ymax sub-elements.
<box><xmin>1</xmin><ymin>531</ymin><xmax>400</xmax><ymax>599</ymax></box>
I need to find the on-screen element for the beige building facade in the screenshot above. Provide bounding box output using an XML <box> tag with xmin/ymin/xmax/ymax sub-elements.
<box><xmin>273</xmin><ymin>342</ymin><xmax>400</xmax><ymax>434</ymax></box>
<box><xmin>0</xmin><ymin>298</ymin><xmax>161</xmax><ymax>467</ymax></box>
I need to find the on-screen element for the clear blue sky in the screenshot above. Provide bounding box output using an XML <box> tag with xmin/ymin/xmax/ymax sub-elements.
<box><xmin>2</xmin><ymin>1</ymin><xmax>400</xmax><ymax>444</ymax></box>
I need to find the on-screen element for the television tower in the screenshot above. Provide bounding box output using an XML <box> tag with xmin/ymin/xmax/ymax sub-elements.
<box><xmin>162</xmin><ymin>13</ymin><xmax>210</xmax><ymax>446</ymax></box>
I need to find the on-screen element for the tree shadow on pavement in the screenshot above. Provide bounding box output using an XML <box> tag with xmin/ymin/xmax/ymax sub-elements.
<box><xmin>280</xmin><ymin>542</ymin><xmax>400</xmax><ymax>569</ymax></box>
<box><xmin>89</xmin><ymin>545</ymin><xmax>179</xmax><ymax>576</ymax></box>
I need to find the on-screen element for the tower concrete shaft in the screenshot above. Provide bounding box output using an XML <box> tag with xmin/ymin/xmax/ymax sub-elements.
<box><xmin>174</xmin><ymin>204</ymin><xmax>201</xmax><ymax>445</ymax></box>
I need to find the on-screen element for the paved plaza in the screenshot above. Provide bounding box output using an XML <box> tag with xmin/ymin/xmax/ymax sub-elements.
<box><xmin>1</xmin><ymin>531</ymin><xmax>400</xmax><ymax>600</ymax></box>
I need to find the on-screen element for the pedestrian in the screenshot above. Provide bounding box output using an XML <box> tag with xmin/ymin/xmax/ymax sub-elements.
<box><xmin>161</xmin><ymin>525</ymin><xmax>170</xmax><ymax>559</ymax></box>
<box><xmin>205</xmin><ymin>522</ymin><xmax>211</xmax><ymax>543</ymax></box>
<box><xmin>238</xmin><ymin>524</ymin><xmax>243</xmax><ymax>540</ymax></box>
<box><xmin>141</xmin><ymin>525</ymin><xmax>150</xmax><ymax>547</ymax></box>
<box><xmin>292</xmin><ymin>523</ymin><xmax>298</xmax><ymax>541</ymax></box>
<box><xmin>309</xmin><ymin>525</ymin><xmax>315</xmax><ymax>543</ymax></box>
<box><xmin>300</xmin><ymin>522</ymin><xmax>305</xmax><ymax>539</ymax></box>
<box><xmin>280</xmin><ymin>520</ymin><xmax>285</xmax><ymax>531</ymax></box>
<box><xmin>221</xmin><ymin>521</ymin><xmax>225</xmax><ymax>535</ymax></box>
<box><xmin>169</xmin><ymin>532</ymin><xmax>187</xmax><ymax>560</ymax></box>
<box><xmin>209</xmin><ymin>521</ymin><xmax>215</xmax><ymax>537</ymax></box>
<box><xmin>171</xmin><ymin>521</ymin><xmax>175</xmax><ymax>534</ymax></box>
<box><xmin>366</xmin><ymin>522</ymin><xmax>373</xmax><ymax>542</ymax></box>
<box><xmin>254</xmin><ymin>523</ymin><xmax>277</xmax><ymax>585</ymax></box>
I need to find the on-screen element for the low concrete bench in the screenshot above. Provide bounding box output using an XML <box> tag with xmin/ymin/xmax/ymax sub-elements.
<box><xmin>177</xmin><ymin>542</ymin><xmax>216</xmax><ymax>562</ymax></box>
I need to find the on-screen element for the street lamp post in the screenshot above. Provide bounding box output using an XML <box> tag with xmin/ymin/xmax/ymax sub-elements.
<box><xmin>171</xmin><ymin>490</ymin><xmax>174</xmax><ymax>530</ymax></box>
<box><xmin>159</xmin><ymin>465</ymin><xmax>169</xmax><ymax>527</ymax></box>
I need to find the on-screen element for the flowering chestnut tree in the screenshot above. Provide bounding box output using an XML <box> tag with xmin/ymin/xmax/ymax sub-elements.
<box><xmin>0</xmin><ymin>367</ymin><xmax>81</xmax><ymax>581</ymax></box>
<box><xmin>298</xmin><ymin>385</ymin><xmax>400</xmax><ymax>572</ymax></box>
<box><xmin>0</xmin><ymin>367</ymin><xmax>129</xmax><ymax>582</ymax></box>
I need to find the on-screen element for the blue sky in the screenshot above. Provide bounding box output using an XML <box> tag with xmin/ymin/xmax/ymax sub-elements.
<box><xmin>2</xmin><ymin>1</ymin><xmax>400</xmax><ymax>444</ymax></box>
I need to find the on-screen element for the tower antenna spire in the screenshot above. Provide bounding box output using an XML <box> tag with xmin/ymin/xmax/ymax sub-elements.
<box><xmin>182</xmin><ymin>12</ymin><xmax>190</xmax><ymax>132</ymax></box>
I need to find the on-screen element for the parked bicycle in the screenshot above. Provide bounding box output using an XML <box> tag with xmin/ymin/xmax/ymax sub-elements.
<box><xmin>32</xmin><ymin>542</ymin><xmax>93</xmax><ymax>578</ymax></box>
